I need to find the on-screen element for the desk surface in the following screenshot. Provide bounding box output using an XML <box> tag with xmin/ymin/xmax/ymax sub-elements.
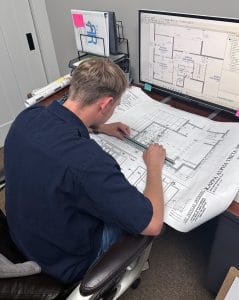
<box><xmin>42</xmin><ymin>86</ymin><xmax>239</xmax><ymax>217</ymax></box>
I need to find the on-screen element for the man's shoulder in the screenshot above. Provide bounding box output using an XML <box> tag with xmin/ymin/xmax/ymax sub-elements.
<box><xmin>13</xmin><ymin>104</ymin><xmax>44</xmax><ymax>124</ymax></box>
<box><xmin>21</xmin><ymin>103</ymin><xmax>44</xmax><ymax>115</ymax></box>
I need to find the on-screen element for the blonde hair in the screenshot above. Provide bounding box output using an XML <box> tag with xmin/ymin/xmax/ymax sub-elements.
<box><xmin>69</xmin><ymin>57</ymin><xmax>128</xmax><ymax>105</ymax></box>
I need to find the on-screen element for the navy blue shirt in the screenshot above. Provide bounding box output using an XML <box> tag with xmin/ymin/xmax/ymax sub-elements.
<box><xmin>4</xmin><ymin>101</ymin><xmax>153</xmax><ymax>284</ymax></box>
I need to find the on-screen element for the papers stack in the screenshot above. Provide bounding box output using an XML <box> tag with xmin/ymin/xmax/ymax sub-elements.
<box><xmin>25</xmin><ymin>74</ymin><xmax>71</xmax><ymax>107</ymax></box>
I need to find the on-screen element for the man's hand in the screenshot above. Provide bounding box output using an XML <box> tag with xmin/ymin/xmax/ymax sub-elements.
<box><xmin>98</xmin><ymin>122</ymin><xmax>130</xmax><ymax>140</ymax></box>
<box><xmin>143</xmin><ymin>144</ymin><xmax>166</xmax><ymax>172</ymax></box>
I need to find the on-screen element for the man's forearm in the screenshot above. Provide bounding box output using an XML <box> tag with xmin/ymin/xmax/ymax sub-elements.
<box><xmin>143</xmin><ymin>170</ymin><xmax>164</xmax><ymax>235</ymax></box>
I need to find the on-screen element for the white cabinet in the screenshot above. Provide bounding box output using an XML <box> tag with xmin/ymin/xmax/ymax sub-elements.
<box><xmin>0</xmin><ymin>0</ymin><xmax>49</xmax><ymax>147</ymax></box>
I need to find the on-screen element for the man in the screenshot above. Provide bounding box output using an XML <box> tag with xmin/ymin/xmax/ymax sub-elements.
<box><xmin>4</xmin><ymin>57</ymin><xmax>165</xmax><ymax>284</ymax></box>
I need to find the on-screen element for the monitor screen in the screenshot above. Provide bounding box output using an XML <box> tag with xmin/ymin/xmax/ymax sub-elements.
<box><xmin>139</xmin><ymin>10</ymin><xmax>239</xmax><ymax>114</ymax></box>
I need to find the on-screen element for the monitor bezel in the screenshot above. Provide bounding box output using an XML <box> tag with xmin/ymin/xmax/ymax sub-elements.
<box><xmin>139</xmin><ymin>10</ymin><xmax>239</xmax><ymax>115</ymax></box>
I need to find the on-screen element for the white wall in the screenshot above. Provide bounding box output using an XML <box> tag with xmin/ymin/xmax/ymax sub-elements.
<box><xmin>45</xmin><ymin>0</ymin><xmax>239</xmax><ymax>81</ymax></box>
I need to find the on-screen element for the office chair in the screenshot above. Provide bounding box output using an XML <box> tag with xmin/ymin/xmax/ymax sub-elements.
<box><xmin>0</xmin><ymin>168</ymin><xmax>154</xmax><ymax>299</ymax></box>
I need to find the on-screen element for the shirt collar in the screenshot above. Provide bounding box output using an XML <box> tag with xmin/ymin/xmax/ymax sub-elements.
<box><xmin>47</xmin><ymin>101</ymin><xmax>90</xmax><ymax>138</ymax></box>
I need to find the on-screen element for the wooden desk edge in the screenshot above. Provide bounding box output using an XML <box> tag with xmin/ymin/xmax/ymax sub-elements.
<box><xmin>228</xmin><ymin>201</ymin><xmax>239</xmax><ymax>217</ymax></box>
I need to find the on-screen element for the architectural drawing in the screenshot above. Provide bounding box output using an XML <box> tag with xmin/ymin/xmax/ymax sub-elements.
<box><xmin>131</xmin><ymin>112</ymin><xmax>228</xmax><ymax>181</ymax></box>
<box><xmin>92</xmin><ymin>87</ymin><xmax>239</xmax><ymax>232</ymax></box>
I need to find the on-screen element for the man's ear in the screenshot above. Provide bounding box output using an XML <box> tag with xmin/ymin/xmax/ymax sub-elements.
<box><xmin>98</xmin><ymin>96</ymin><xmax>114</xmax><ymax>115</ymax></box>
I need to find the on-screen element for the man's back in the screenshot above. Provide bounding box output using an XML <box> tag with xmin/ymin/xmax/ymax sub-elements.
<box><xmin>4</xmin><ymin>101</ymin><xmax>152</xmax><ymax>283</ymax></box>
<box><xmin>4</xmin><ymin>102</ymin><xmax>104</xmax><ymax>283</ymax></box>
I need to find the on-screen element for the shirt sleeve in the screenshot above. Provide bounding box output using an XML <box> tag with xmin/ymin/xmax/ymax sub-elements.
<box><xmin>77</xmin><ymin>141</ymin><xmax>153</xmax><ymax>235</ymax></box>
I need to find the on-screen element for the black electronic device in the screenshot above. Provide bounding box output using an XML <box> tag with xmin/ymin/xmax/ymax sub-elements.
<box><xmin>108</xmin><ymin>11</ymin><xmax>118</xmax><ymax>54</ymax></box>
<box><xmin>139</xmin><ymin>10</ymin><xmax>239</xmax><ymax>115</ymax></box>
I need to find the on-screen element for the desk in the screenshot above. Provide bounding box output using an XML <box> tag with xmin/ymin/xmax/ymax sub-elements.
<box><xmin>39</xmin><ymin>88</ymin><xmax>68</xmax><ymax>107</ymax></box>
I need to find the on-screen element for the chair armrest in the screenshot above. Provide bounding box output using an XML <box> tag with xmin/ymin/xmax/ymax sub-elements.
<box><xmin>80</xmin><ymin>234</ymin><xmax>153</xmax><ymax>296</ymax></box>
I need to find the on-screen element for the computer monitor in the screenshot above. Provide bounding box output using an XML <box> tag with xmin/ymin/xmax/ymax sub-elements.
<box><xmin>139</xmin><ymin>10</ymin><xmax>239</xmax><ymax>114</ymax></box>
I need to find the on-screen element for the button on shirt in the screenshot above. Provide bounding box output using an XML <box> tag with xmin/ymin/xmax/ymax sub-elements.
<box><xmin>4</xmin><ymin>101</ymin><xmax>153</xmax><ymax>284</ymax></box>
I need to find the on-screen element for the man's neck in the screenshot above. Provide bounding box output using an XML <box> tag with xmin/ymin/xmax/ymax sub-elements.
<box><xmin>63</xmin><ymin>98</ymin><xmax>97</xmax><ymax>128</ymax></box>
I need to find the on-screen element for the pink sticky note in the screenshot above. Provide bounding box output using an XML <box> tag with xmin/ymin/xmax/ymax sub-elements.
<box><xmin>236</xmin><ymin>109</ymin><xmax>239</xmax><ymax>117</ymax></box>
<box><xmin>72</xmin><ymin>14</ymin><xmax>84</xmax><ymax>27</ymax></box>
